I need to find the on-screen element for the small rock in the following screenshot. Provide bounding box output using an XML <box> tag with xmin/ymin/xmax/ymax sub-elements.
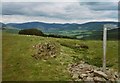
<box><xmin>75</xmin><ymin>79</ymin><xmax>82</xmax><ymax>81</ymax></box>
<box><xmin>93</xmin><ymin>77</ymin><xmax>105</xmax><ymax>81</ymax></box>
<box><xmin>72</xmin><ymin>73</ymin><xmax>79</xmax><ymax>79</ymax></box>
<box><xmin>114</xmin><ymin>72</ymin><xmax>118</xmax><ymax>78</ymax></box>
<box><xmin>94</xmin><ymin>70</ymin><xmax>108</xmax><ymax>80</ymax></box>
<box><xmin>86</xmin><ymin>70</ymin><xmax>94</xmax><ymax>73</ymax></box>
<box><xmin>110</xmin><ymin>78</ymin><xmax>115</xmax><ymax>81</ymax></box>
<box><xmin>86</xmin><ymin>77</ymin><xmax>94</xmax><ymax>81</ymax></box>
<box><xmin>88</xmin><ymin>73</ymin><xmax>94</xmax><ymax>77</ymax></box>
<box><xmin>81</xmin><ymin>74</ymin><xmax>88</xmax><ymax>77</ymax></box>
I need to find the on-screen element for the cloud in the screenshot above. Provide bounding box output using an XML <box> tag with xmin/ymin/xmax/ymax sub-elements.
<box><xmin>79</xmin><ymin>0</ymin><xmax>119</xmax><ymax>2</ymax></box>
<box><xmin>1</xmin><ymin>0</ymin><xmax>119</xmax><ymax>2</ymax></box>
<box><xmin>80</xmin><ymin>2</ymin><xmax>118</xmax><ymax>11</ymax></box>
<box><xmin>1</xmin><ymin>2</ymin><xmax>118</xmax><ymax>23</ymax></box>
<box><xmin>1</xmin><ymin>0</ymin><xmax>80</xmax><ymax>2</ymax></box>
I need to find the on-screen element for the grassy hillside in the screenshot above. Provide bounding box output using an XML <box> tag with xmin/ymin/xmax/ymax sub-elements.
<box><xmin>82</xmin><ymin>28</ymin><xmax>119</xmax><ymax>40</ymax></box>
<box><xmin>2</xmin><ymin>21</ymin><xmax>118</xmax><ymax>40</ymax></box>
<box><xmin>2</xmin><ymin>32</ymin><xmax>118</xmax><ymax>81</ymax></box>
<box><xmin>2</xmin><ymin>27</ymin><xmax>119</xmax><ymax>40</ymax></box>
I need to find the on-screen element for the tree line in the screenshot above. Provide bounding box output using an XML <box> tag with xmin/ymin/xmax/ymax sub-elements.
<box><xmin>18</xmin><ymin>28</ymin><xmax>76</xmax><ymax>39</ymax></box>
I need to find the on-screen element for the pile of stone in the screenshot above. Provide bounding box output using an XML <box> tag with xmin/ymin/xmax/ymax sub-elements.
<box><xmin>68</xmin><ymin>61</ymin><xmax>119</xmax><ymax>82</ymax></box>
<box><xmin>32</xmin><ymin>42</ymin><xmax>60</xmax><ymax>60</ymax></box>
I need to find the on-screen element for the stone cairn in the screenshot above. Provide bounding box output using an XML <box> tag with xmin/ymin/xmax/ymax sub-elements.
<box><xmin>68</xmin><ymin>61</ymin><xmax>119</xmax><ymax>82</ymax></box>
<box><xmin>32</xmin><ymin>42</ymin><xmax>60</xmax><ymax>60</ymax></box>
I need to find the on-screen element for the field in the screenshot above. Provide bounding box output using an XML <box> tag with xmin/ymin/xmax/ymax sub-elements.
<box><xmin>2</xmin><ymin>32</ymin><xmax>118</xmax><ymax>81</ymax></box>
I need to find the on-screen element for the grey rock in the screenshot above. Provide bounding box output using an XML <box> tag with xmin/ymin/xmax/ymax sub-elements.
<box><xmin>68</xmin><ymin>61</ymin><xmax>118</xmax><ymax>81</ymax></box>
<box><xmin>86</xmin><ymin>77</ymin><xmax>94</xmax><ymax>81</ymax></box>
<box><xmin>81</xmin><ymin>74</ymin><xmax>88</xmax><ymax>77</ymax></box>
<box><xmin>94</xmin><ymin>70</ymin><xmax>108</xmax><ymax>80</ymax></box>
<box><xmin>72</xmin><ymin>73</ymin><xmax>79</xmax><ymax>79</ymax></box>
<box><xmin>93</xmin><ymin>77</ymin><xmax>105</xmax><ymax>81</ymax></box>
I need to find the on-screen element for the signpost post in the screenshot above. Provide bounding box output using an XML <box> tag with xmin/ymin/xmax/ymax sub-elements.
<box><xmin>103</xmin><ymin>26</ymin><xmax>107</xmax><ymax>73</ymax></box>
<box><xmin>103</xmin><ymin>24</ymin><xmax>114</xmax><ymax>73</ymax></box>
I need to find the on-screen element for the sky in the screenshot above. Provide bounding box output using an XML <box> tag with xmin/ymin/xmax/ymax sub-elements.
<box><xmin>0</xmin><ymin>0</ymin><xmax>119</xmax><ymax>24</ymax></box>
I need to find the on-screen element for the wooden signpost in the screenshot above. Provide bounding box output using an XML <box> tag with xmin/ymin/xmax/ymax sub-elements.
<box><xmin>103</xmin><ymin>25</ymin><xmax>107</xmax><ymax>72</ymax></box>
<box><xmin>103</xmin><ymin>24</ymin><xmax>115</xmax><ymax>73</ymax></box>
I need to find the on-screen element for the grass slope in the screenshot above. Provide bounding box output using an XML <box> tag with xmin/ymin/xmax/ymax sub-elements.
<box><xmin>2</xmin><ymin>32</ymin><xmax>118</xmax><ymax>81</ymax></box>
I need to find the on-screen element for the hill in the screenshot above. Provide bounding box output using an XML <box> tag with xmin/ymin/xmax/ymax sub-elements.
<box><xmin>6</xmin><ymin>21</ymin><xmax>118</xmax><ymax>31</ymax></box>
<box><xmin>2</xmin><ymin>32</ymin><xmax>118</xmax><ymax>81</ymax></box>
<box><xmin>83</xmin><ymin>28</ymin><xmax>119</xmax><ymax>40</ymax></box>
<box><xmin>2</xmin><ymin>21</ymin><xmax>119</xmax><ymax>40</ymax></box>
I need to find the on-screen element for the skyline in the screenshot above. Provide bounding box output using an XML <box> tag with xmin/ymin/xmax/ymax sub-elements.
<box><xmin>1</xmin><ymin>1</ymin><xmax>118</xmax><ymax>24</ymax></box>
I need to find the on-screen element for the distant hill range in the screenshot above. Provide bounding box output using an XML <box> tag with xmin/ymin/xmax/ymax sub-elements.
<box><xmin>5</xmin><ymin>21</ymin><xmax>118</xmax><ymax>31</ymax></box>
<box><xmin>1</xmin><ymin>21</ymin><xmax>119</xmax><ymax>40</ymax></box>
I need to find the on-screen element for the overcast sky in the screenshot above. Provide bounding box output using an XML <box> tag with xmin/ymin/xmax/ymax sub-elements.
<box><xmin>1</xmin><ymin>1</ymin><xmax>118</xmax><ymax>24</ymax></box>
